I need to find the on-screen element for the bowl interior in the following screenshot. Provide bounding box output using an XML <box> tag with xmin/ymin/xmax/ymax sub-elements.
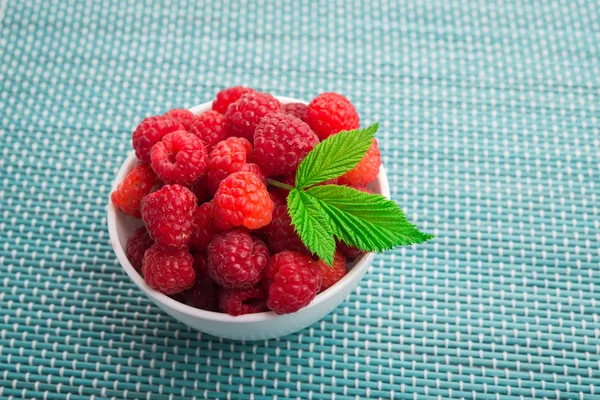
<box><xmin>107</xmin><ymin>96</ymin><xmax>390</xmax><ymax>323</ymax></box>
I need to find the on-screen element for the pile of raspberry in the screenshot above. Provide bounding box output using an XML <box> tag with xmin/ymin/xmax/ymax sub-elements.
<box><xmin>111</xmin><ymin>87</ymin><xmax>381</xmax><ymax>315</ymax></box>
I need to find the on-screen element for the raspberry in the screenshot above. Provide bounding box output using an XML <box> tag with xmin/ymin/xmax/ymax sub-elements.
<box><xmin>184</xmin><ymin>276</ymin><xmax>220</xmax><ymax>311</ymax></box>
<box><xmin>141</xmin><ymin>184</ymin><xmax>197</xmax><ymax>249</ymax></box>
<box><xmin>164</xmin><ymin>108</ymin><xmax>196</xmax><ymax>131</ymax></box>
<box><xmin>111</xmin><ymin>163</ymin><xmax>158</xmax><ymax>218</ymax></box>
<box><xmin>338</xmin><ymin>139</ymin><xmax>381</xmax><ymax>186</ymax></box>
<box><xmin>169</xmin><ymin>293</ymin><xmax>187</xmax><ymax>303</ymax></box>
<box><xmin>264</xmin><ymin>204</ymin><xmax>309</xmax><ymax>254</ymax></box>
<box><xmin>265</xmin><ymin>251</ymin><xmax>322</xmax><ymax>314</ymax></box>
<box><xmin>224</xmin><ymin>92</ymin><xmax>282</xmax><ymax>141</ymax></box>
<box><xmin>239</xmin><ymin>163</ymin><xmax>266</xmax><ymax>183</ymax></box>
<box><xmin>189</xmin><ymin>202</ymin><xmax>217</xmax><ymax>252</ymax></box>
<box><xmin>254</xmin><ymin>112</ymin><xmax>319</xmax><ymax>176</ymax></box>
<box><xmin>212</xmin><ymin>86</ymin><xmax>255</xmax><ymax>114</ymax></box>
<box><xmin>268</xmin><ymin>189</ymin><xmax>288</xmax><ymax>208</ymax></box>
<box><xmin>219</xmin><ymin>285</ymin><xmax>268</xmax><ymax>316</ymax></box>
<box><xmin>132</xmin><ymin>116</ymin><xmax>184</xmax><ymax>163</ymax></box>
<box><xmin>150</xmin><ymin>130</ymin><xmax>208</xmax><ymax>185</ymax></box>
<box><xmin>207</xmin><ymin>229</ymin><xmax>270</xmax><ymax>288</ymax></box>
<box><xmin>337</xmin><ymin>242</ymin><xmax>364</xmax><ymax>261</ymax></box>
<box><xmin>315</xmin><ymin>250</ymin><xmax>347</xmax><ymax>291</ymax></box>
<box><xmin>349</xmin><ymin>185</ymin><xmax>373</xmax><ymax>194</ymax></box>
<box><xmin>189</xmin><ymin>175</ymin><xmax>211</xmax><ymax>204</ymax></box>
<box><xmin>126</xmin><ymin>227</ymin><xmax>154</xmax><ymax>272</ymax></box>
<box><xmin>207</xmin><ymin>137</ymin><xmax>253</xmax><ymax>194</ymax></box>
<box><xmin>142</xmin><ymin>244</ymin><xmax>195</xmax><ymax>294</ymax></box>
<box><xmin>212</xmin><ymin>171</ymin><xmax>274</xmax><ymax>230</ymax></box>
<box><xmin>183</xmin><ymin>253</ymin><xmax>220</xmax><ymax>311</ymax></box>
<box><xmin>191</xmin><ymin>251</ymin><xmax>209</xmax><ymax>275</ymax></box>
<box><xmin>189</xmin><ymin>110</ymin><xmax>227</xmax><ymax>151</ymax></box>
<box><xmin>306</xmin><ymin>92</ymin><xmax>360</xmax><ymax>140</ymax></box>
<box><xmin>283</xmin><ymin>103</ymin><xmax>308</xmax><ymax>122</ymax></box>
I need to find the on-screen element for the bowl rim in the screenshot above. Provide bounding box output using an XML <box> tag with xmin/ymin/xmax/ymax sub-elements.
<box><xmin>107</xmin><ymin>95</ymin><xmax>390</xmax><ymax>323</ymax></box>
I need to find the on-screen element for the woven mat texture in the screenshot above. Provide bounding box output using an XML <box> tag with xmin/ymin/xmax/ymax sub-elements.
<box><xmin>1</xmin><ymin>1</ymin><xmax>599</xmax><ymax>399</ymax></box>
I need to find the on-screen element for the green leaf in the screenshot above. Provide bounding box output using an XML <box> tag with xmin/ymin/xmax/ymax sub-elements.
<box><xmin>287</xmin><ymin>189</ymin><xmax>336</xmax><ymax>265</ymax></box>
<box><xmin>306</xmin><ymin>185</ymin><xmax>434</xmax><ymax>251</ymax></box>
<box><xmin>295</xmin><ymin>123</ymin><xmax>379</xmax><ymax>189</ymax></box>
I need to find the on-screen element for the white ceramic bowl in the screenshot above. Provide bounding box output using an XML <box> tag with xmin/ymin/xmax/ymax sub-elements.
<box><xmin>107</xmin><ymin>96</ymin><xmax>390</xmax><ymax>341</ymax></box>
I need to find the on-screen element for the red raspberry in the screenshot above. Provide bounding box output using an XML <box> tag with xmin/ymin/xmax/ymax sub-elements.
<box><xmin>337</xmin><ymin>242</ymin><xmax>364</xmax><ymax>261</ymax></box>
<box><xmin>207</xmin><ymin>137</ymin><xmax>253</xmax><ymax>194</ymax></box>
<box><xmin>141</xmin><ymin>184</ymin><xmax>197</xmax><ymax>249</ymax></box>
<box><xmin>315</xmin><ymin>250</ymin><xmax>347</xmax><ymax>291</ymax></box>
<box><xmin>182</xmin><ymin>253</ymin><xmax>220</xmax><ymax>311</ymax></box>
<box><xmin>212</xmin><ymin>171</ymin><xmax>274</xmax><ymax>230</ymax></box>
<box><xmin>189</xmin><ymin>110</ymin><xmax>227</xmax><ymax>151</ymax></box>
<box><xmin>164</xmin><ymin>108</ymin><xmax>196</xmax><ymax>131</ymax></box>
<box><xmin>126</xmin><ymin>227</ymin><xmax>154</xmax><ymax>272</ymax></box>
<box><xmin>169</xmin><ymin>293</ymin><xmax>187</xmax><ymax>303</ymax></box>
<box><xmin>207</xmin><ymin>229</ymin><xmax>270</xmax><ymax>288</ymax></box>
<box><xmin>349</xmin><ymin>185</ymin><xmax>373</xmax><ymax>194</ymax></box>
<box><xmin>265</xmin><ymin>251</ymin><xmax>322</xmax><ymax>314</ymax></box>
<box><xmin>212</xmin><ymin>86</ymin><xmax>255</xmax><ymax>114</ymax></box>
<box><xmin>184</xmin><ymin>276</ymin><xmax>220</xmax><ymax>311</ymax></box>
<box><xmin>283</xmin><ymin>103</ymin><xmax>308</xmax><ymax>122</ymax></box>
<box><xmin>189</xmin><ymin>202</ymin><xmax>217</xmax><ymax>252</ymax></box>
<box><xmin>264</xmin><ymin>204</ymin><xmax>309</xmax><ymax>255</ymax></box>
<box><xmin>142</xmin><ymin>244</ymin><xmax>195</xmax><ymax>294</ymax></box>
<box><xmin>111</xmin><ymin>163</ymin><xmax>158</xmax><ymax>218</ymax></box>
<box><xmin>239</xmin><ymin>163</ymin><xmax>266</xmax><ymax>183</ymax></box>
<box><xmin>338</xmin><ymin>139</ymin><xmax>381</xmax><ymax>186</ymax></box>
<box><xmin>219</xmin><ymin>285</ymin><xmax>268</xmax><ymax>316</ymax></box>
<box><xmin>191</xmin><ymin>251</ymin><xmax>209</xmax><ymax>275</ymax></box>
<box><xmin>132</xmin><ymin>116</ymin><xmax>185</xmax><ymax>163</ymax></box>
<box><xmin>189</xmin><ymin>175</ymin><xmax>211</xmax><ymax>204</ymax></box>
<box><xmin>254</xmin><ymin>112</ymin><xmax>319</xmax><ymax>176</ymax></box>
<box><xmin>306</xmin><ymin>92</ymin><xmax>360</xmax><ymax>140</ymax></box>
<box><xmin>224</xmin><ymin>92</ymin><xmax>282</xmax><ymax>141</ymax></box>
<box><xmin>268</xmin><ymin>189</ymin><xmax>288</xmax><ymax>207</ymax></box>
<box><xmin>150</xmin><ymin>130</ymin><xmax>208</xmax><ymax>185</ymax></box>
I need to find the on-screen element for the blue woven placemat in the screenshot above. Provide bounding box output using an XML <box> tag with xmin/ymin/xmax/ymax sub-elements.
<box><xmin>1</xmin><ymin>0</ymin><xmax>599</xmax><ymax>399</ymax></box>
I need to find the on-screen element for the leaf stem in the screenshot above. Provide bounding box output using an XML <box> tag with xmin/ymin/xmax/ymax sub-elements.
<box><xmin>267</xmin><ymin>179</ymin><xmax>295</xmax><ymax>191</ymax></box>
